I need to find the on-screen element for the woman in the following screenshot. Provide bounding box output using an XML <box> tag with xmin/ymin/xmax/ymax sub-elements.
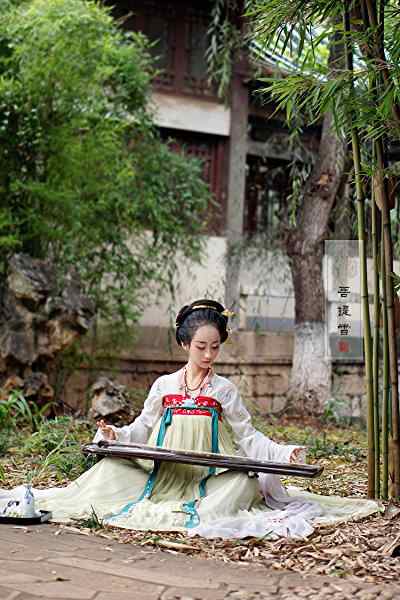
<box><xmin>0</xmin><ymin>299</ymin><xmax>380</xmax><ymax>538</ymax></box>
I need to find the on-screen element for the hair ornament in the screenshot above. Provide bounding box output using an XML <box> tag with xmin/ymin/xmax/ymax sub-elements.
<box><xmin>189</xmin><ymin>304</ymin><xmax>217</xmax><ymax>311</ymax></box>
<box><xmin>176</xmin><ymin>301</ymin><xmax>229</xmax><ymax>328</ymax></box>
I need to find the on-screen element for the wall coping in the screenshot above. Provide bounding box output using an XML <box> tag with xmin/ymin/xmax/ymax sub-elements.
<box><xmin>90</xmin><ymin>326</ymin><xmax>365</xmax><ymax>367</ymax></box>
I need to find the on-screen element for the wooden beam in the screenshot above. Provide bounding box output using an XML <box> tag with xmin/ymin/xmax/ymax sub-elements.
<box><xmin>247</xmin><ymin>138</ymin><xmax>314</xmax><ymax>163</ymax></box>
<box><xmin>225</xmin><ymin>67</ymin><xmax>249</xmax><ymax>317</ymax></box>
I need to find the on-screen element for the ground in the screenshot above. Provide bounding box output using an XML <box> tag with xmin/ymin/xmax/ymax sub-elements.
<box><xmin>1</xmin><ymin>522</ymin><xmax>400</xmax><ymax>600</ymax></box>
<box><xmin>1</xmin><ymin>412</ymin><xmax>400</xmax><ymax>593</ymax></box>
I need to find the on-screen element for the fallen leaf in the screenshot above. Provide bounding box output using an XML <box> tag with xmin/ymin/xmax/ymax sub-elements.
<box><xmin>380</xmin><ymin>535</ymin><xmax>400</xmax><ymax>557</ymax></box>
<box><xmin>154</xmin><ymin>540</ymin><xmax>198</xmax><ymax>551</ymax></box>
<box><xmin>383</xmin><ymin>504</ymin><xmax>400</xmax><ymax>521</ymax></box>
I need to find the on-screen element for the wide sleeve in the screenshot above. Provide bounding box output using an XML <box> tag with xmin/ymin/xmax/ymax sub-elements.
<box><xmin>220</xmin><ymin>383</ymin><xmax>306</xmax><ymax>464</ymax></box>
<box><xmin>92</xmin><ymin>377</ymin><xmax>164</xmax><ymax>445</ymax></box>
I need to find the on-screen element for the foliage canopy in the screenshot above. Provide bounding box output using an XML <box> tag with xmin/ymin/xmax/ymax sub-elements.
<box><xmin>246</xmin><ymin>1</ymin><xmax>400</xmax><ymax>145</ymax></box>
<box><xmin>0</xmin><ymin>0</ymin><xmax>210</xmax><ymax>322</ymax></box>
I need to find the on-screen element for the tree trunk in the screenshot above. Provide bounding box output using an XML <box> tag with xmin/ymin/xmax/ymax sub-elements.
<box><xmin>282</xmin><ymin>23</ymin><xmax>348</xmax><ymax>416</ymax></box>
<box><xmin>285</xmin><ymin>105</ymin><xmax>347</xmax><ymax>414</ymax></box>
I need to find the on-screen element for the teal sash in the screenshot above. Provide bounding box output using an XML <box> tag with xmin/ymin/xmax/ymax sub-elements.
<box><xmin>182</xmin><ymin>405</ymin><xmax>220</xmax><ymax>528</ymax></box>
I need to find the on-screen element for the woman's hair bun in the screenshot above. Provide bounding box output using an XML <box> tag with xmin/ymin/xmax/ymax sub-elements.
<box><xmin>175</xmin><ymin>298</ymin><xmax>230</xmax><ymax>346</ymax></box>
<box><xmin>175</xmin><ymin>304</ymin><xmax>192</xmax><ymax>328</ymax></box>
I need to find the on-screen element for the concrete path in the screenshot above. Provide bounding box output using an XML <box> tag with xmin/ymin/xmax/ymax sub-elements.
<box><xmin>0</xmin><ymin>524</ymin><xmax>398</xmax><ymax>600</ymax></box>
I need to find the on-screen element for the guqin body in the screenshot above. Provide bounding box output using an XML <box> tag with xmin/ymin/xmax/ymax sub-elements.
<box><xmin>82</xmin><ymin>440</ymin><xmax>323</xmax><ymax>479</ymax></box>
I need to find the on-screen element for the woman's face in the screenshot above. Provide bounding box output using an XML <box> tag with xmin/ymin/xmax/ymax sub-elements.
<box><xmin>185</xmin><ymin>324</ymin><xmax>221</xmax><ymax>370</ymax></box>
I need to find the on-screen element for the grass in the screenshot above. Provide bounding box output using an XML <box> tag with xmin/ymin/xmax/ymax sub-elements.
<box><xmin>76</xmin><ymin>506</ymin><xmax>104</xmax><ymax>530</ymax></box>
<box><xmin>250</xmin><ymin>414</ymin><xmax>368</xmax><ymax>498</ymax></box>
<box><xmin>253</xmin><ymin>414</ymin><xmax>367</xmax><ymax>459</ymax></box>
<box><xmin>0</xmin><ymin>416</ymin><xmax>96</xmax><ymax>487</ymax></box>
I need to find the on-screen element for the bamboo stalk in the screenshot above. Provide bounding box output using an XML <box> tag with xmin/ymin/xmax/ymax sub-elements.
<box><xmin>375</xmin><ymin>139</ymin><xmax>400</xmax><ymax>498</ymax></box>
<box><xmin>381</xmin><ymin>222</ymin><xmax>390</xmax><ymax>500</ymax></box>
<box><xmin>372</xmin><ymin>191</ymin><xmax>380</xmax><ymax>497</ymax></box>
<box><xmin>364</xmin><ymin>0</ymin><xmax>400</xmax><ymax>125</ymax></box>
<box><xmin>362</xmin><ymin>0</ymin><xmax>400</xmax><ymax>499</ymax></box>
<box><xmin>364</xmin><ymin>0</ymin><xmax>377</xmax><ymax>29</ymax></box>
<box><xmin>343</xmin><ymin>1</ymin><xmax>375</xmax><ymax>497</ymax></box>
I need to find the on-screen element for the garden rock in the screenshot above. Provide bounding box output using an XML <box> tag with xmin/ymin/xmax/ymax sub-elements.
<box><xmin>90</xmin><ymin>376</ymin><xmax>134</xmax><ymax>424</ymax></box>
<box><xmin>0</xmin><ymin>372</ymin><xmax>54</xmax><ymax>407</ymax></box>
<box><xmin>0</xmin><ymin>253</ymin><xmax>95</xmax><ymax>393</ymax></box>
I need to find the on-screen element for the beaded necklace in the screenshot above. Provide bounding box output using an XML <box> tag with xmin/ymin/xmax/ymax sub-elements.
<box><xmin>183</xmin><ymin>366</ymin><xmax>210</xmax><ymax>396</ymax></box>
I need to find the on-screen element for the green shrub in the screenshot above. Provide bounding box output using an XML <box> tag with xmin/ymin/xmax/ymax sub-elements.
<box><xmin>0</xmin><ymin>0</ymin><xmax>210</xmax><ymax>324</ymax></box>
<box><xmin>21</xmin><ymin>416</ymin><xmax>96</xmax><ymax>480</ymax></box>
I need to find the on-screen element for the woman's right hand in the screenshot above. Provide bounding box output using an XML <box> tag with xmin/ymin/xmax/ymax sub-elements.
<box><xmin>96</xmin><ymin>419</ymin><xmax>117</xmax><ymax>441</ymax></box>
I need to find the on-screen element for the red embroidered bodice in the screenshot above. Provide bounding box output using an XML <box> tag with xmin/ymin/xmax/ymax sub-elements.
<box><xmin>162</xmin><ymin>395</ymin><xmax>222</xmax><ymax>419</ymax></box>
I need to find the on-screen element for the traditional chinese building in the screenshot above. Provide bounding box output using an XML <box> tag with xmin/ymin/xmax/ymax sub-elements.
<box><xmin>68</xmin><ymin>0</ymin><xmax>373</xmax><ymax>421</ymax></box>
<box><xmin>104</xmin><ymin>0</ymin><xmax>320</xmax><ymax>319</ymax></box>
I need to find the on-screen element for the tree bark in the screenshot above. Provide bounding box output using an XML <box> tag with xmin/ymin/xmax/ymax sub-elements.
<box><xmin>284</xmin><ymin>32</ymin><xmax>348</xmax><ymax>414</ymax></box>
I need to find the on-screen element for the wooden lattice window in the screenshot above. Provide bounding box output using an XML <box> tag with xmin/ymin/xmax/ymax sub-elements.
<box><xmin>184</xmin><ymin>8</ymin><xmax>212</xmax><ymax>96</ymax></box>
<box><xmin>110</xmin><ymin>0</ymin><xmax>215</xmax><ymax>98</ymax></box>
<box><xmin>127</xmin><ymin>1</ymin><xmax>177</xmax><ymax>91</ymax></box>
<box><xmin>244</xmin><ymin>156</ymin><xmax>291</xmax><ymax>236</ymax></box>
<box><xmin>161</xmin><ymin>129</ymin><xmax>227</xmax><ymax>234</ymax></box>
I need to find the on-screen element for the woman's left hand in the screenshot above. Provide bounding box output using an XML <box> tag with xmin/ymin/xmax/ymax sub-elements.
<box><xmin>289</xmin><ymin>447</ymin><xmax>305</xmax><ymax>463</ymax></box>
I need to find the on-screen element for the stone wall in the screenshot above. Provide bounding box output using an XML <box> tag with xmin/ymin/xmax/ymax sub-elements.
<box><xmin>61</xmin><ymin>326</ymin><xmax>367</xmax><ymax>422</ymax></box>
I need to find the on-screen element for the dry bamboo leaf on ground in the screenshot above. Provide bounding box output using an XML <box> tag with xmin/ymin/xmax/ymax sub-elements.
<box><xmin>152</xmin><ymin>540</ymin><xmax>199</xmax><ymax>551</ymax></box>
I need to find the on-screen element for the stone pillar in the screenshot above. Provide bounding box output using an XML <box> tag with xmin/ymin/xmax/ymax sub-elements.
<box><xmin>225</xmin><ymin>64</ymin><xmax>249</xmax><ymax>320</ymax></box>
